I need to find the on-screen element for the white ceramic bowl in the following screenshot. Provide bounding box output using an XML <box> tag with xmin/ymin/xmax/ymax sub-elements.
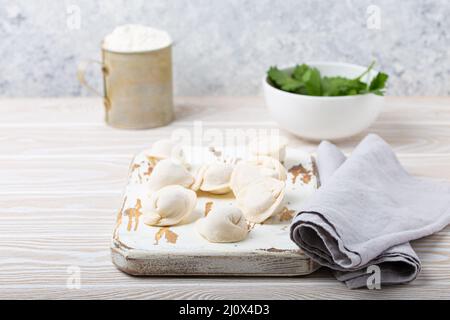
<box><xmin>263</xmin><ymin>62</ymin><xmax>384</xmax><ymax>141</ymax></box>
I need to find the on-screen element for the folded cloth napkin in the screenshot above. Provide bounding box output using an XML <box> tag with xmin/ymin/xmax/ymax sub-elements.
<box><xmin>290</xmin><ymin>134</ymin><xmax>450</xmax><ymax>288</ymax></box>
<box><xmin>313</xmin><ymin>138</ymin><xmax>421</xmax><ymax>288</ymax></box>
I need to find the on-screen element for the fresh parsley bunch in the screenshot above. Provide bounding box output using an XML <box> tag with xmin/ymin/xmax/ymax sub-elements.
<box><xmin>267</xmin><ymin>61</ymin><xmax>388</xmax><ymax>96</ymax></box>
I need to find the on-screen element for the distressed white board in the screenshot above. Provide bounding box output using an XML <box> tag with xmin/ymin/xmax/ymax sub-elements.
<box><xmin>111</xmin><ymin>146</ymin><xmax>320</xmax><ymax>276</ymax></box>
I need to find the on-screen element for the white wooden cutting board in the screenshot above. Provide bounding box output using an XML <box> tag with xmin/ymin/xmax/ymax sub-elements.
<box><xmin>111</xmin><ymin>146</ymin><xmax>320</xmax><ymax>276</ymax></box>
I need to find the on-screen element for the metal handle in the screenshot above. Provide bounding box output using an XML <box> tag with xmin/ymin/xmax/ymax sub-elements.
<box><xmin>77</xmin><ymin>60</ymin><xmax>104</xmax><ymax>97</ymax></box>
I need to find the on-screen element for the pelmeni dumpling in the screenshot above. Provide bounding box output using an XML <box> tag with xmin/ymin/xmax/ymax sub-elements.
<box><xmin>247</xmin><ymin>156</ymin><xmax>287</xmax><ymax>181</ymax></box>
<box><xmin>230</xmin><ymin>162</ymin><xmax>264</xmax><ymax>196</ymax></box>
<box><xmin>191</xmin><ymin>163</ymin><xmax>234</xmax><ymax>194</ymax></box>
<box><xmin>145</xmin><ymin>138</ymin><xmax>186</xmax><ymax>164</ymax></box>
<box><xmin>235</xmin><ymin>177</ymin><xmax>285</xmax><ymax>223</ymax></box>
<box><xmin>147</xmin><ymin>159</ymin><xmax>194</xmax><ymax>191</ymax></box>
<box><xmin>249</xmin><ymin>136</ymin><xmax>288</xmax><ymax>162</ymax></box>
<box><xmin>230</xmin><ymin>157</ymin><xmax>286</xmax><ymax>196</ymax></box>
<box><xmin>142</xmin><ymin>185</ymin><xmax>197</xmax><ymax>226</ymax></box>
<box><xmin>196</xmin><ymin>206</ymin><xmax>248</xmax><ymax>243</ymax></box>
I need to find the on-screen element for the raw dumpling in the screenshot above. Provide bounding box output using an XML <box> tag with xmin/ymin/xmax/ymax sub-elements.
<box><xmin>191</xmin><ymin>163</ymin><xmax>234</xmax><ymax>194</ymax></box>
<box><xmin>229</xmin><ymin>162</ymin><xmax>265</xmax><ymax>196</ymax></box>
<box><xmin>196</xmin><ymin>206</ymin><xmax>248</xmax><ymax>243</ymax></box>
<box><xmin>147</xmin><ymin>159</ymin><xmax>194</xmax><ymax>191</ymax></box>
<box><xmin>249</xmin><ymin>136</ymin><xmax>288</xmax><ymax>162</ymax></box>
<box><xmin>145</xmin><ymin>138</ymin><xmax>186</xmax><ymax>164</ymax></box>
<box><xmin>235</xmin><ymin>177</ymin><xmax>285</xmax><ymax>223</ymax></box>
<box><xmin>230</xmin><ymin>157</ymin><xmax>286</xmax><ymax>196</ymax></box>
<box><xmin>247</xmin><ymin>156</ymin><xmax>287</xmax><ymax>181</ymax></box>
<box><xmin>142</xmin><ymin>185</ymin><xmax>197</xmax><ymax>226</ymax></box>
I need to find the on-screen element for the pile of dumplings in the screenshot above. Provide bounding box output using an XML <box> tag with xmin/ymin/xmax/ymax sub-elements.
<box><xmin>136</xmin><ymin>137</ymin><xmax>288</xmax><ymax>243</ymax></box>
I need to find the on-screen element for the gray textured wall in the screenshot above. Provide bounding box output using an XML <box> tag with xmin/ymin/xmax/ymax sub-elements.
<box><xmin>0</xmin><ymin>0</ymin><xmax>449</xmax><ymax>97</ymax></box>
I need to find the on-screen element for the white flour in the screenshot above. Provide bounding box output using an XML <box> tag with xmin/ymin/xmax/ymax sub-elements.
<box><xmin>103</xmin><ymin>24</ymin><xmax>172</xmax><ymax>52</ymax></box>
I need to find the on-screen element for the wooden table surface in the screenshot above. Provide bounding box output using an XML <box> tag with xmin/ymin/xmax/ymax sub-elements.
<box><xmin>1</xmin><ymin>96</ymin><xmax>450</xmax><ymax>300</ymax></box>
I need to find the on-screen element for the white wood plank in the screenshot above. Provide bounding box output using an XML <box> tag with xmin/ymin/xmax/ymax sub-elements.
<box><xmin>1</xmin><ymin>97</ymin><xmax>449</xmax><ymax>124</ymax></box>
<box><xmin>1</xmin><ymin>97</ymin><xmax>450</xmax><ymax>157</ymax></box>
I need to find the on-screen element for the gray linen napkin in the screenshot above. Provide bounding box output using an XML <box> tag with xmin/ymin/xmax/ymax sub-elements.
<box><xmin>314</xmin><ymin>139</ymin><xmax>421</xmax><ymax>288</ymax></box>
<box><xmin>290</xmin><ymin>134</ymin><xmax>450</xmax><ymax>288</ymax></box>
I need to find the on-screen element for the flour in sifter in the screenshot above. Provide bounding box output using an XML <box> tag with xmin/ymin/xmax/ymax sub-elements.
<box><xmin>102</xmin><ymin>24</ymin><xmax>172</xmax><ymax>53</ymax></box>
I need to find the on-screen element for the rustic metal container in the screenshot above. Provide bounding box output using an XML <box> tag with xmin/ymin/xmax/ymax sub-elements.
<box><xmin>78</xmin><ymin>44</ymin><xmax>174</xmax><ymax>129</ymax></box>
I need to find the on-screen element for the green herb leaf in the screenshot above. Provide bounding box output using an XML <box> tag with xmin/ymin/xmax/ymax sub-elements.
<box><xmin>369</xmin><ymin>72</ymin><xmax>389</xmax><ymax>94</ymax></box>
<box><xmin>267</xmin><ymin>67</ymin><xmax>304</xmax><ymax>92</ymax></box>
<box><xmin>302</xmin><ymin>67</ymin><xmax>322</xmax><ymax>96</ymax></box>
<box><xmin>321</xmin><ymin>77</ymin><xmax>366</xmax><ymax>96</ymax></box>
<box><xmin>267</xmin><ymin>62</ymin><xmax>388</xmax><ymax>97</ymax></box>
<box><xmin>292</xmin><ymin>64</ymin><xmax>310</xmax><ymax>81</ymax></box>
